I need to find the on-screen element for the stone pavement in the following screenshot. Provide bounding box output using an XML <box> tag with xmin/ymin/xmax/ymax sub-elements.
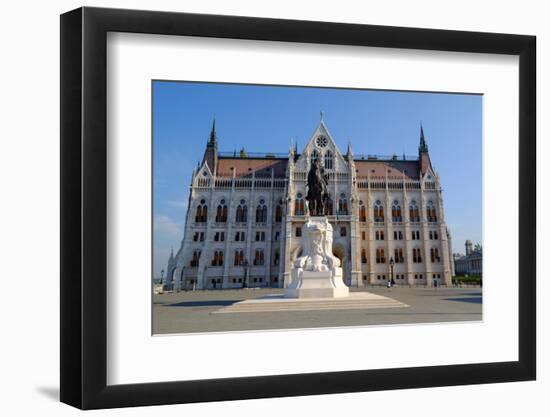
<box><xmin>152</xmin><ymin>286</ymin><xmax>482</xmax><ymax>335</ymax></box>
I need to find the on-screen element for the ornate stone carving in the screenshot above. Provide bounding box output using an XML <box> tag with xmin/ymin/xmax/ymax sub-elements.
<box><xmin>285</xmin><ymin>217</ymin><xmax>349</xmax><ymax>298</ymax></box>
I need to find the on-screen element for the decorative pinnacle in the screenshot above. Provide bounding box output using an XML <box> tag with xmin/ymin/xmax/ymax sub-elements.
<box><xmin>347</xmin><ymin>140</ymin><xmax>353</xmax><ymax>156</ymax></box>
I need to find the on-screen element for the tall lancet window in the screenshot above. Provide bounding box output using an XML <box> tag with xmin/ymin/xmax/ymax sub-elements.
<box><xmin>235</xmin><ymin>199</ymin><xmax>247</xmax><ymax>223</ymax></box>
<box><xmin>391</xmin><ymin>200</ymin><xmax>402</xmax><ymax>222</ymax></box>
<box><xmin>256</xmin><ymin>199</ymin><xmax>268</xmax><ymax>223</ymax></box>
<box><xmin>374</xmin><ymin>200</ymin><xmax>384</xmax><ymax>223</ymax></box>
<box><xmin>311</xmin><ymin>149</ymin><xmax>319</xmax><ymax>165</ymax></box>
<box><xmin>409</xmin><ymin>200</ymin><xmax>420</xmax><ymax>222</ymax></box>
<box><xmin>338</xmin><ymin>193</ymin><xmax>348</xmax><ymax>215</ymax></box>
<box><xmin>359</xmin><ymin>200</ymin><xmax>367</xmax><ymax>222</ymax></box>
<box><xmin>426</xmin><ymin>200</ymin><xmax>437</xmax><ymax>222</ymax></box>
<box><xmin>215</xmin><ymin>199</ymin><xmax>227</xmax><ymax>222</ymax></box>
<box><xmin>324</xmin><ymin>150</ymin><xmax>333</xmax><ymax>169</ymax></box>
<box><xmin>195</xmin><ymin>199</ymin><xmax>208</xmax><ymax>223</ymax></box>
<box><xmin>295</xmin><ymin>193</ymin><xmax>305</xmax><ymax>216</ymax></box>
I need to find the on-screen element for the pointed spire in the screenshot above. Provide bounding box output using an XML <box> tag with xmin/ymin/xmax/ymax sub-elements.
<box><xmin>209</xmin><ymin>118</ymin><xmax>217</xmax><ymax>145</ymax></box>
<box><xmin>320</xmin><ymin>109</ymin><xmax>324</xmax><ymax>122</ymax></box>
<box><xmin>419</xmin><ymin>123</ymin><xmax>428</xmax><ymax>153</ymax></box>
<box><xmin>418</xmin><ymin>123</ymin><xmax>432</xmax><ymax>174</ymax></box>
<box><xmin>202</xmin><ymin>119</ymin><xmax>218</xmax><ymax>173</ymax></box>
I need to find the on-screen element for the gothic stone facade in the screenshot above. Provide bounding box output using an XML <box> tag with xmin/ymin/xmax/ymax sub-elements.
<box><xmin>165</xmin><ymin>120</ymin><xmax>454</xmax><ymax>290</ymax></box>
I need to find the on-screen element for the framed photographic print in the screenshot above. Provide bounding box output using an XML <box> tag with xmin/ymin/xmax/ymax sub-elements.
<box><xmin>60</xmin><ymin>6</ymin><xmax>536</xmax><ymax>410</ymax></box>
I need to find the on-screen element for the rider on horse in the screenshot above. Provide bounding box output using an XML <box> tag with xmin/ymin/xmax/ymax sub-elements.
<box><xmin>306</xmin><ymin>158</ymin><xmax>330</xmax><ymax>216</ymax></box>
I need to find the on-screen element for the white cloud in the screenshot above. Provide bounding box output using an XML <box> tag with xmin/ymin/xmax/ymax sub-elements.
<box><xmin>153</xmin><ymin>214</ymin><xmax>183</xmax><ymax>238</ymax></box>
<box><xmin>166</xmin><ymin>199</ymin><xmax>188</xmax><ymax>210</ymax></box>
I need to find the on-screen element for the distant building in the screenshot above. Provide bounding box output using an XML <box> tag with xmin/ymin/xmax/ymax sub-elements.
<box><xmin>165</xmin><ymin>118</ymin><xmax>454</xmax><ymax>290</ymax></box>
<box><xmin>454</xmin><ymin>240</ymin><xmax>482</xmax><ymax>276</ymax></box>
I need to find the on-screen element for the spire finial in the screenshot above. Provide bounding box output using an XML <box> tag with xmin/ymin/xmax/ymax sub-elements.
<box><xmin>320</xmin><ymin>109</ymin><xmax>324</xmax><ymax>122</ymax></box>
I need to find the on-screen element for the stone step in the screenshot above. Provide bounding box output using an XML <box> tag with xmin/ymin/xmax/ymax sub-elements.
<box><xmin>213</xmin><ymin>299</ymin><xmax>408</xmax><ymax>314</ymax></box>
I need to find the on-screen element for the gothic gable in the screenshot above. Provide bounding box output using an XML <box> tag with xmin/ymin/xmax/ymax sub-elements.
<box><xmin>295</xmin><ymin>120</ymin><xmax>348</xmax><ymax>172</ymax></box>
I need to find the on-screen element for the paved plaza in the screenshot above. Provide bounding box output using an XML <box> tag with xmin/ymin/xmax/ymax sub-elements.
<box><xmin>153</xmin><ymin>286</ymin><xmax>482</xmax><ymax>334</ymax></box>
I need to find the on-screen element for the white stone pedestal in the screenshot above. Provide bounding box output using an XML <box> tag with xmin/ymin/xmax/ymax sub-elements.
<box><xmin>284</xmin><ymin>216</ymin><xmax>350</xmax><ymax>299</ymax></box>
<box><xmin>285</xmin><ymin>269</ymin><xmax>349</xmax><ymax>298</ymax></box>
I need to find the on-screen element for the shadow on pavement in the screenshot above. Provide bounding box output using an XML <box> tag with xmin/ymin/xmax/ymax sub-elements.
<box><xmin>444</xmin><ymin>297</ymin><xmax>482</xmax><ymax>304</ymax></box>
<box><xmin>167</xmin><ymin>300</ymin><xmax>239</xmax><ymax>307</ymax></box>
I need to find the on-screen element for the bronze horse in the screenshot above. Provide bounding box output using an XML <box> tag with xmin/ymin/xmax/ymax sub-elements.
<box><xmin>306</xmin><ymin>158</ymin><xmax>330</xmax><ymax>216</ymax></box>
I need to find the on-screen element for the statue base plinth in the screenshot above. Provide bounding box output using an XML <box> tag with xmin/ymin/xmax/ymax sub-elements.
<box><xmin>285</xmin><ymin>269</ymin><xmax>349</xmax><ymax>299</ymax></box>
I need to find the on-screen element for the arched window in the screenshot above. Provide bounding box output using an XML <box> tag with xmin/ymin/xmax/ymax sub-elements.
<box><xmin>195</xmin><ymin>199</ymin><xmax>208</xmax><ymax>222</ymax></box>
<box><xmin>359</xmin><ymin>200</ymin><xmax>367</xmax><ymax>222</ymax></box>
<box><xmin>295</xmin><ymin>193</ymin><xmax>305</xmax><ymax>215</ymax></box>
<box><xmin>311</xmin><ymin>149</ymin><xmax>319</xmax><ymax>165</ymax></box>
<box><xmin>391</xmin><ymin>200</ymin><xmax>402</xmax><ymax>222</ymax></box>
<box><xmin>374</xmin><ymin>200</ymin><xmax>384</xmax><ymax>223</ymax></box>
<box><xmin>190</xmin><ymin>250</ymin><xmax>201</xmax><ymax>267</ymax></box>
<box><xmin>215</xmin><ymin>199</ymin><xmax>227</xmax><ymax>222</ymax></box>
<box><xmin>409</xmin><ymin>200</ymin><xmax>420</xmax><ymax>222</ymax></box>
<box><xmin>361</xmin><ymin>249</ymin><xmax>367</xmax><ymax>264</ymax></box>
<box><xmin>324</xmin><ymin>150</ymin><xmax>333</xmax><ymax>169</ymax></box>
<box><xmin>394</xmin><ymin>248</ymin><xmax>404</xmax><ymax>263</ymax></box>
<box><xmin>256</xmin><ymin>201</ymin><xmax>267</xmax><ymax>223</ymax></box>
<box><xmin>413</xmin><ymin>248</ymin><xmax>423</xmax><ymax>263</ymax></box>
<box><xmin>338</xmin><ymin>193</ymin><xmax>348</xmax><ymax>215</ymax></box>
<box><xmin>427</xmin><ymin>200</ymin><xmax>437</xmax><ymax>222</ymax></box>
<box><xmin>211</xmin><ymin>250</ymin><xmax>224</xmax><ymax>266</ymax></box>
<box><xmin>376</xmin><ymin>248</ymin><xmax>386</xmax><ymax>264</ymax></box>
<box><xmin>254</xmin><ymin>249</ymin><xmax>265</xmax><ymax>266</ymax></box>
<box><xmin>275</xmin><ymin>204</ymin><xmax>282</xmax><ymax>222</ymax></box>
<box><xmin>234</xmin><ymin>250</ymin><xmax>244</xmax><ymax>266</ymax></box>
<box><xmin>235</xmin><ymin>199</ymin><xmax>247</xmax><ymax>223</ymax></box>
<box><xmin>430</xmin><ymin>248</ymin><xmax>440</xmax><ymax>263</ymax></box>
<box><xmin>326</xmin><ymin>198</ymin><xmax>333</xmax><ymax>215</ymax></box>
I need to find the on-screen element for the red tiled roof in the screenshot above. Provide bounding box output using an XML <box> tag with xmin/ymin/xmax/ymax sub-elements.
<box><xmin>354</xmin><ymin>160</ymin><xmax>420</xmax><ymax>179</ymax></box>
<box><xmin>217</xmin><ymin>157</ymin><xmax>288</xmax><ymax>178</ymax></box>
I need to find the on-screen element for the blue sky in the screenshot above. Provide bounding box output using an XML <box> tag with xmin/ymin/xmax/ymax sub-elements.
<box><xmin>153</xmin><ymin>81</ymin><xmax>482</xmax><ymax>278</ymax></box>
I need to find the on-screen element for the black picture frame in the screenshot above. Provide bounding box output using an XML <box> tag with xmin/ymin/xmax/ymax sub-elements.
<box><xmin>60</xmin><ymin>6</ymin><xmax>536</xmax><ymax>410</ymax></box>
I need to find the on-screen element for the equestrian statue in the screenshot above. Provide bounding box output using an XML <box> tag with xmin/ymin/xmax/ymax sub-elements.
<box><xmin>306</xmin><ymin>157</ymin><xmax>330</xmax><ymax>216</ymax></box>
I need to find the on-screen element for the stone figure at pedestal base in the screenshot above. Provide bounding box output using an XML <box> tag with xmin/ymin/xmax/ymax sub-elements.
<box><xmin>285</xmin><ymin>217</ymin><xmax>350</xmax><ymax>298</ymax></box>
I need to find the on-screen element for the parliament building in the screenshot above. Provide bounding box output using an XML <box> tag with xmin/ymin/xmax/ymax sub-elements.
<box><xmin>164</xmin><ymin>118</ymin><xmax>454</xmax><ymax>290</ymax></box>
